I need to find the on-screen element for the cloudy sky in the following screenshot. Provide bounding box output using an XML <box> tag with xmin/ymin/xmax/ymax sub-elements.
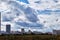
<box><xmin>0</xmin><ymin>0</ymin><xmax>60</xmax><ymax>32</ymax></box>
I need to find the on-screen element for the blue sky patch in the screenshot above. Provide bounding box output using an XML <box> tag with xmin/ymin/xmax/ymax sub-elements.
<box><xmin>17</xmin><ymin>0</ymin><xmax>29</xmax><ymax>4</ymax></box>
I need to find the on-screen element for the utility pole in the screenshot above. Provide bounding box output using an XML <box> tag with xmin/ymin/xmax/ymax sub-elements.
<box><xmin>0</xmin><ymin>12</ymin><xmax>1</xmax><ymax>34</ymax></box>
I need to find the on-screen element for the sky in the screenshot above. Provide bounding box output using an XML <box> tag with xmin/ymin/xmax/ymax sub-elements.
<box><xmin>17</xmin><ymin>0</ymin><xmax>29</xmax><ymax>4</ymax></box>
<box><xmin>0</xmin><ymin>0</ymin><xmax>60</xmax><ymax>33</ymax></box>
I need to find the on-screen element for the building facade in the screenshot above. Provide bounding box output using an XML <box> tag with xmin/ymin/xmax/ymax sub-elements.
<box><xmin>21</xmin><ymin>28</ymin><xmax>25</xmax><ymax>34</ymax></box>
<box><xmin>6</xmin><ymin>24</ymin><xmax>11</xmax><ymax>33</ymax></box>
<box><xmin>53</xmin><ymin>30</ymin><xmax>60</xmax><ymax>35</ymax></box>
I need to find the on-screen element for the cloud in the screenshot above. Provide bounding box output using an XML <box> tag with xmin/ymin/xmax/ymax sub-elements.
<box><xmin>1</xmin><ymin>0</ymin><xmax>43</xmax><ymax>31</ymax></box>
<box><xmin>0</xmin><ymin>1</ymin><xmax>11</xmax><ymax>12</ymax></box>
<box><xmin>28</xmin><ymin>0</ymin><xmax>60</xmax><ymax>10</ymax></box>
<box><xmin>37</xmin><ymin>12</ymin><xmax>60</xmax><ymax>32</ymax></box>
<box><xmin>1</xmin><ymin>0</ymin><xmax>60</xmax><ymax>32</ymax></box>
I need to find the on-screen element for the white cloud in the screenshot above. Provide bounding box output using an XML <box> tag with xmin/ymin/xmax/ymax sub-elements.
<box><xmin>28</xmin><ymin>0</ymin><xmax>60</xmax><ymax>10</ymax></box>
<box><xmin>37</xmin><ymin>12</ymin><xmax>60</xmax><ymax>31</ymax></box>
<box><xmin>0</xmin><ymin>2</ymin><xmax>11</xmax><ymax>12</ymax></box>
<box><xmin>1</xmin><ymin>0</ymin><xmax>60</xmax><ymax>32</ymax></box>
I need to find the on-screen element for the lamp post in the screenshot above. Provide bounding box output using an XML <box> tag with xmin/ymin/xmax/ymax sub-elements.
<box><xmin>0</xmin><ymin>12</ymin><xmax>1</xmax><ymax>34</ymax></box>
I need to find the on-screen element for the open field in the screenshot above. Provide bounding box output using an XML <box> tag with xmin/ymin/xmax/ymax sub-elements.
<box><xmin>0</xmin><ymin>34</ymin><xmax>60</xmax><ymax>40</ymax></box>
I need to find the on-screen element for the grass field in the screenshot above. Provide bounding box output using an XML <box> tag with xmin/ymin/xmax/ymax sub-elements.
<box><xmin>0</xmin><ymin>34</ymin><xmax>59</xmax><ymax>40</ymax></box>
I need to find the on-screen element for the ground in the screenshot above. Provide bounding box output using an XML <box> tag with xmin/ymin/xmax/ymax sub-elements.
<box><xmin>0</xmin><ymin>34</ymin><xmax>60</xmax><ymax>40</ymax></box>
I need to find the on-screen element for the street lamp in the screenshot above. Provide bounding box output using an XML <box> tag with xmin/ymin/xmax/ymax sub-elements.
<box><xmin>0</xmin><ymin>12</ymin><xmax>1</xmax><ymax>32</ymax></box>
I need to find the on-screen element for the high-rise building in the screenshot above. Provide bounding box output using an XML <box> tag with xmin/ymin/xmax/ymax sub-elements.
<box><xmin>21</xmin><ymin>28</ymin><xmax>25</xmax><ymax>34</ymax></box>
<box><xmin>6</xmin><ymin>24</ymin><xmax>11</xmax><ymax>33</ymax></box>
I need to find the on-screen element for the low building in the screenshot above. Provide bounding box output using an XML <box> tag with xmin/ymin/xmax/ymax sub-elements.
<box><xmin>26</xmin><ymin>30</ymin><xmax>32</xmax><ymax>34</ymax></box>
<box><xmin>53</xmin><ymin>30</ymin><xmax>60</xmax><ymax>35</ymax></box>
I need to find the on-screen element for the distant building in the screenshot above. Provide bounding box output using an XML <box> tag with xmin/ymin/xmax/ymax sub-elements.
<box><xmin>26</xmin><ymin>30</ymin><xmax>32</xmax><ymax>34</ymax></box>
<box><xmin>44</xmin><ymin>32</ymin><xmax>52</xmax><ymax>35</ymax></box>
<box><xmin>33</xmin><ymin>31</ymin><xmax>43</xmax><ymax>34</ymax></box>
<box><xmin>6</xmin><ymin>24</ymin><xmax>11</xmax><ymax>33</ymax></box>
<box><xmin>10</xmin><ymin>31</ymin><xmax>21</xmax><ymax>34</ymax></box>
<box><xmin>28</xmin><ymin>30</ymin><xmax>32</xmax><ymax>33</ymax></box>
<box><xmin>21</xmin><ymin>28</ymin><xmax>25</xmax><ymax>34</ymax></box>
<box><xmin>53</xmin><ymin>30</ymin><xmax>60</xmax><ymax>35</ymax></box>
